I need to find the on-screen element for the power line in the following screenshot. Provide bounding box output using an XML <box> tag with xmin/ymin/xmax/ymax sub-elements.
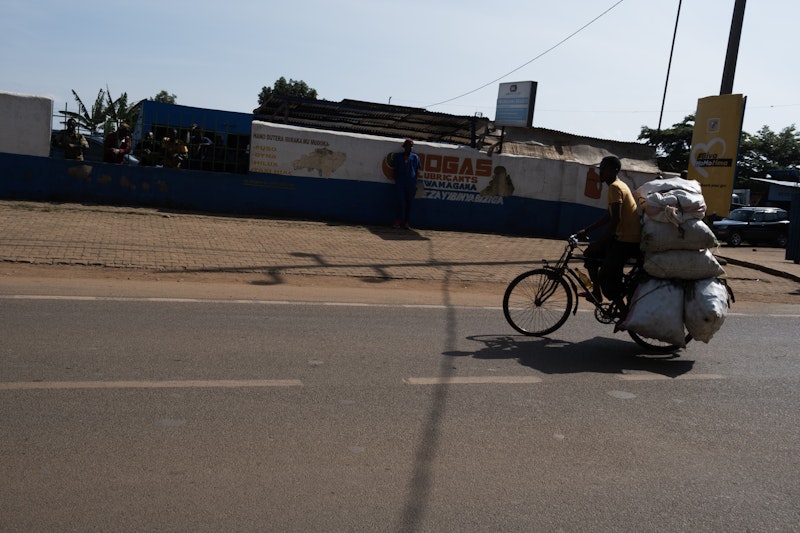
<box><xmin>425</xmin><ymin>0</ymin><xmax>626</xmax><ymax>109</ymax></box>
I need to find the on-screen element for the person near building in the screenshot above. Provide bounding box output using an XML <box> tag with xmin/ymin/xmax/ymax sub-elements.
<box><xmin>391</xmin><ymin>138</ymin><xmax>422</xmax><ymax>229</ymax></box>
<box><xmin>188</xmin><ymin>124</ymin><xmax>213</xmax><ymax>170</ymax></box>
<box><xmin>162</xmin><ymin>129</ymin><xmax>188</xmax><ymax>168</ymax></box>
<box><xmin>103</xmin><ymin>123</ymin><xmax>132</xmax><ymax>164</ymax></box>
<box><xmin>134</xmin><ymin>131</ymin><xmax>160</xmax><ymax>166</ymax></box>
<box><xmin>53</xmin><ymin>118</ymin><xmax>89</xmax><ymax>160</ymax></box>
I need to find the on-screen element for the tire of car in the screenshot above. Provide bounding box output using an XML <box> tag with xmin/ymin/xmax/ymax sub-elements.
<box><xmin>776</xmin><ymin>233</ymin><xmax>788</xmax><ymax>248</ymax></box>
<box><xmin>727</xmin><ymin>232</ymin><xmax>743</xmax><ymax>247</ymax></box>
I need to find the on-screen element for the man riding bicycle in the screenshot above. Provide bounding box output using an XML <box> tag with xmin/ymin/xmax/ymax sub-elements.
<box><xmin>576</xmin><ymin>155</ymin><xmax>642</xmax><ymax>304</ymax></box>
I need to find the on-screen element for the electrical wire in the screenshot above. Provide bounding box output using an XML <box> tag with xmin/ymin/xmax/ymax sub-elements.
<box><xmin>425</xmin><ymin>0</ymin><xmax>626</xmax><ymax>109</ymax></box>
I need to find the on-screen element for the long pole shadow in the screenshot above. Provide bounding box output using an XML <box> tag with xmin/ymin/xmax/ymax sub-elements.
<box><xmin>396</xmin><ymin>260</ymin><xmax>459</xmax><ymax>530</ymax></box>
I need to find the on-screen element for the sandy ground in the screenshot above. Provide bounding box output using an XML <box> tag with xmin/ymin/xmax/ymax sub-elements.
<box><xmin>2</xmin><ymin>261</ymin><xmax>798</xmax><ymax>316</ymax></box>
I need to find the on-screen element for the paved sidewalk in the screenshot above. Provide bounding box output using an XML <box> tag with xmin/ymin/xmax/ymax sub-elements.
<box><xmin>1</xmin><ymin>200</ymin><xmax>798</xmax><ymax>302</ymax></box>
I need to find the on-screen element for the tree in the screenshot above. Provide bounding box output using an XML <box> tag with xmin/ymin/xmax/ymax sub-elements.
<box><xmin>638</xmin><ymin>115</ymin><xmax>695</xmax><ymax>173</ymax></box>
<box><xmin>736</xmin><ymin>125</ymin><xmax>800</xmax><ymax>195</ymax></box>
<box><xmin>737</xmin><ymin>125</ymin><xmax>800</xmax><ymax>177</ymax></box>
<box><xmin>103</xmin><ymin>86</ymin><xmax>141</xmax><ymax>131</ymax></box>
<box><xmin>63</xmin><ymin>87</ymin><xmax>144</xmax><ymax>134</ymax></box>
<box><xmin>640</xmin><ymin>117</ymin><xmax>800</xmax><ymax>202</ymax></box>
<box><xmin>65</xmin><ymin>88</ymin><xmax>108</xmax><ymax>133</ymax></box>
<box><xmin>150</xmin><ymin>90</ymin><xmax>177</xmax><ymax>104</ymax></box>
<box><xmin>258</xmin><ymin>77</ymin><xmax>318</xmax><ymax>105</ymax></box>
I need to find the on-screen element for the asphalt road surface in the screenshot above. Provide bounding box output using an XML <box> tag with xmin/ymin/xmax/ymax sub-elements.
<box><xmin>1</xmin><ymin>280</ymin><xmax>799</xmax><ymax>531</ymax></box>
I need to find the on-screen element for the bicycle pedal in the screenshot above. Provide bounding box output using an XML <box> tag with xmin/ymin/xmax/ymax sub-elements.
<box><xmin>594</xmin><ymin>304</ymin><xmax>616</xmax><ymax>324</ymax></box>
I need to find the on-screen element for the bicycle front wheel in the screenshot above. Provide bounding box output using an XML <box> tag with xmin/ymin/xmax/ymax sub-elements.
<box><xmin>503</xmin><ymin>269</ymin><xmax>572</xmax><ymax>336</ymax></box>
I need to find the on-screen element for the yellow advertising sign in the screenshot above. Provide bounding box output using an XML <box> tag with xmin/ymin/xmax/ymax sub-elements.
<box><xmin>687</xmin><ymin>94</ymin><xmax>746</xmax><ymax>218</ymax></box>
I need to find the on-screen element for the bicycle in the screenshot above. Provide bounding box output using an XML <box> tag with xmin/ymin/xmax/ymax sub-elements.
<box><xmin>502</xmin><ymin>235</ymin><xmax>691</xmax><ymax>353</ymax></box>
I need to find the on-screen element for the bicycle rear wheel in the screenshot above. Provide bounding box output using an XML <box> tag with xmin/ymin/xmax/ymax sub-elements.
<box><xmin>503</xmin><ymin>268</ymin><xmax>572</xmax><ymax>336</ymax></box>
<box><xmin>622</xmin><ymin>272</ymin><xmax>692</xmax><ymax>353</ymax></box>
<box><xmin>628</xmin><ymin>331</ymin><xmax>692</xmax><ymax>354</ymax></box>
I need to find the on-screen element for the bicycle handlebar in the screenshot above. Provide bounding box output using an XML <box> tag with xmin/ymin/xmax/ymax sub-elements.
<box><xmin>568</xmin><ymin>234</ymin><xmax>583</xmax><ymax>248</ymax></box>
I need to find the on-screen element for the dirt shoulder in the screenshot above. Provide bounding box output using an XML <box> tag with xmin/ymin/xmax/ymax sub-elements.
<box><xmin>0</xmin><ymin>262</ymin><xmax>504</xmax><ymax>308</ymax></box>
<box><xmin>2</xmin><ymin>261</ymin><xmax>799</xmax><ymax>314</ymax></box>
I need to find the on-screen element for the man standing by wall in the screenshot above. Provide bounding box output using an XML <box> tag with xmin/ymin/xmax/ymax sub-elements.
<box><xmin>53</xmin><ymin>118</ymin><xmax>89</xmax><ymax>160</ymax></box>
<box><xmin>392</xmin><ymin>138</ymin><xmax>422</xmax><ymax>229</ymax></box>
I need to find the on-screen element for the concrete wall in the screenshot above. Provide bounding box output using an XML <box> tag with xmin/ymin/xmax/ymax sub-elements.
<box><xmin>0</xmin><ymin>93</ymin><xmax>662</xmax><ymax>238</ymax></box>
<box><xmin>0</xmin><ymin>150</ymin><xmax>638</xmax><ymax>238</ymax></box>
<box><xmin>0</xmin><ymin>91</ymin><xmax>52</xmax><ymax>157</ymax></box>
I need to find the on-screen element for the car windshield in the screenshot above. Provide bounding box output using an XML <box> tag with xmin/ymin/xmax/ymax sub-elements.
<box><xmin>726</xmin><ymin>209</ymin><xmax>754</xmax><ymax>222</ymax></box>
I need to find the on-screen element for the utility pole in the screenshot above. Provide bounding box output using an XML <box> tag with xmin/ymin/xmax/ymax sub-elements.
<box><xmin>657</xmin><ymin>0</ymin><xmax>682</xmax><ymax>135</ymax></box>
<box><xmin>720</xmin><ymin>0</ymin><xmax>747</xmax><ymax>95</ymax></box>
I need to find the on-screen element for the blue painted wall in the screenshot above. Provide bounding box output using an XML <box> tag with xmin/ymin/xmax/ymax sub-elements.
<box><xmin>0</xmin><ymin>152</ymin><xmax>602</xmax><ymax>238</ymax></box>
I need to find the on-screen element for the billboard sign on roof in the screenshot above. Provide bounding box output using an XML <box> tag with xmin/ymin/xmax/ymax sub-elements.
<box><xmin>494</xmin><ymin>81</ymin><xmax>537</xmax><ymax>128</ymax></box>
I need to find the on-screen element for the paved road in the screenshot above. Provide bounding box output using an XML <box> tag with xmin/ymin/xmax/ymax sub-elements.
<box><xmin>1</xmin><ymin>295</ymin><xmax>798</xmax><ymax>531</ymax></box>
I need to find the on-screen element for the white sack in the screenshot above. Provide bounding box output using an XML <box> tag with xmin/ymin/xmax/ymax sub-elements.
<box><xmin>640</xmin><ymin>217</ymin><xmax>719</xmax><ymax>253</ymax></box>
<box><xmin>641</xmin><ymin>189</ymin><xmax>707</xmax><ymax>224</ymax></box>
<box><xmin>634</xmin><ymin>178</ymin><xmax>702</xmax><ymax>203</ymax></box>
<box><xmin>684</xmin><ymin>278</ymin><xmax>730</xmax><ymax>343</ymax></box>
<box><xmin>644</xmin><ymin>249</ymin><xmax>726</xmax><ymax>280</ymax></box>
<box><xmin>673</xmin><ymin>189</ymin><xmax>707</xmax><ymax>213</ymax></box>
<box><xmin>619</xmin><ymin>278</ymin><xmax>686</xmax><ymax>347</ymax></box>
<box><xmin>646</xmin><ymin>192</ymin><xmax>679</xmax><ymax>209</ymax></box>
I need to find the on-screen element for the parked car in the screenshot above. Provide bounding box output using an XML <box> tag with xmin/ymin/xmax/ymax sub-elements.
<box><xmin>712</xmin><ymin>207</ymin><xmax>790</xmax><ymax>247</ymax></box>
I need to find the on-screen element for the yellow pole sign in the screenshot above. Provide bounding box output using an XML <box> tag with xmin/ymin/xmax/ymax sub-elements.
<box><xmin>687</xmin><ymin>94</ymin><xmax>746</xmax><ymax>218</ymax></box>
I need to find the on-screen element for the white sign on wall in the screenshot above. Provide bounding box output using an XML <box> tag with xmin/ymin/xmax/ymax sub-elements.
<box><xmin>248</xmin><ymin>120</ymin><xmax>657</xmax><ymax>209</ymax></box>
<box><xmin>249</xmin><ymin>121</ymin><xmax>516</xmax><ymax>206</ymax></box>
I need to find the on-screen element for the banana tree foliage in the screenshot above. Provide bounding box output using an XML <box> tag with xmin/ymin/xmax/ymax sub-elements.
<box><xmin>60</xmin><ymin>87</ymin><xmax>142</xmax><ymax>134</ymax></box>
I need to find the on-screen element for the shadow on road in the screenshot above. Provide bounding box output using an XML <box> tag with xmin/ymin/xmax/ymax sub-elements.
<box><xmin>367</xmin><ymin>225</ymin><xmax>429</xmax><ymax>241</ymax></box>
<box><xmin>444</xmin><ymin>334</ymin><xmax>695</xmax><ymax>378</ymax></box>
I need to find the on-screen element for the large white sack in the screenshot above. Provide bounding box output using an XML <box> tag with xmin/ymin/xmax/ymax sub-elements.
<box><xmin>673</xmin><ymin>189</ymin><xmax>707</xmax><ymax>213</ymax></box>
<box><xmin>641</xmin><ymin>189</ymin><xmax>707</xmax><ymax>224</ymax></box>
<box><xmin>643</xmin><ymin>205</ymin><xmax>707</xmax><ymax>225</ymax></box>
<box><xmin>646</xmin><ymin>191</ymin><xmax>679</xmax><ymax>209</ymax></box>
<box><xmin>640</xmin><ymin>217</ymin><xmax>719</xmax><ymax>253</ymax></box>
<box><xmin>634</xmin><ymin>178</ymin><xmax>702</xmax><ymax>202</ymax></box>
<box><xmin>644</xmin><ymin>249</ymin><xmax>726</xmax><ymax>279</ymax></box>
<box><xmin>685</xmin><ymin>278</ymin><xmax>730</xmax><ymax>343</ymax></box>
<box><xmin>619</xmin><ymin>278</ymin><xmax>686</xmax><ymax>347</ymax></box>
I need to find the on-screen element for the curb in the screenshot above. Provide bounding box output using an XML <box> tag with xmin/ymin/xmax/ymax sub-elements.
<box><xmin>717</xmin><ymin>255</ymin><xmax>800</xmax><ymax>284</ymax></box>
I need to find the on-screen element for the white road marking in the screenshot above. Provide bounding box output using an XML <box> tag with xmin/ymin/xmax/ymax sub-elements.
<box><xmin>404</xmin><ymin>376</ymin><xmax>543</xmax><ymax>385</ymax></box>
<box><xmin>2</xmin><ymin>295</ymin><xmax>799</xmax><ymax>317</ymax></box>
<box><xmin>618</xmin><ymin>373</ymin><xmax>726</xmax><ymax>381</ymax></box>
<box><xmin>0</xmin><ymin>294</ymin><xmax>499</xmax><ymax>310</ymax></box>
<box><xmin>0</xmin><ymin>379</ymin><xmax>303</xmax><ymax>391</ymax></box>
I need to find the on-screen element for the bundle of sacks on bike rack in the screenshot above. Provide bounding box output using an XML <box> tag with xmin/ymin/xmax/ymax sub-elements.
<box><xmin>618</xmin><ymin>177</ymin><xmax>731</xmax><ymax>347</ymax></box>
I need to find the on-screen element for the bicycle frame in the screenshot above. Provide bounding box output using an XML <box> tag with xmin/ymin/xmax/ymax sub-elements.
<box><xmin>502</xmin><ymin>235</ymin><xmax>700</xmax><ymax>353</ymax></box>
<box><xmin>539</xmin><ymin>235</ymin><xmax>637</xmax><ymax>323</ymax></box>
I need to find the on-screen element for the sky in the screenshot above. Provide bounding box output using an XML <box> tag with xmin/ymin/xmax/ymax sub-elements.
<box><xmin>2</xmin><ymin>0</ymin><xmax>797</xmax><ymax>143</ymax></box>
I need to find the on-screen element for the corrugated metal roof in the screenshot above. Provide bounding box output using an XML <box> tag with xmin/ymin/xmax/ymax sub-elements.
<box><xmin>483</xmin><ymin>126</ymin><xmax>660</xmax><ymax>173</ymax></box>
<box><xmin>753</xmin><ymin>178</ymin><xmax>800</xmax><ymax>188</ymax></box>
<box><xmin>254</xmin><ymin>97</ymin><xmax>490</xmax><ymax>147</ymax></box>
<box><xmin>253</xmin><ymin>96</ymin><xmax>660</xmax><ymax>174</ymax></box>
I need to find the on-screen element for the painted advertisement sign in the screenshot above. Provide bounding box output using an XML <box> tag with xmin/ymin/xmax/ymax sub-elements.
<box><xmin>250</xmin><ymin>121</ymin><xmax>519</xmax><ymax>207</ymax></box>
<box><xmin>688</xmin><ymin>94</ymin><xmax>746</xmax><ymax>217</ymax></box>
<box><xmin>248</xmin><ymin>121</ymin><xmax>658</xmax><ymax>235</ymax></box>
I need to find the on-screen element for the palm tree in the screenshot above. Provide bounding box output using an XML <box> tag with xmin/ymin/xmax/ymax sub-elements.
<box><xmin>62</xmin><ymin>89</ymin><xmax>107</xmax><ymax>134</ymax></box>
<box><xmin>104</xmin><ymin>86</ymin><xmax>141</xmax><ymax>131</ymax></box>
<box><xmin>61</xmin><ymin>87</ymin><xmax>143</xmax><ymax>135</ymax></box>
